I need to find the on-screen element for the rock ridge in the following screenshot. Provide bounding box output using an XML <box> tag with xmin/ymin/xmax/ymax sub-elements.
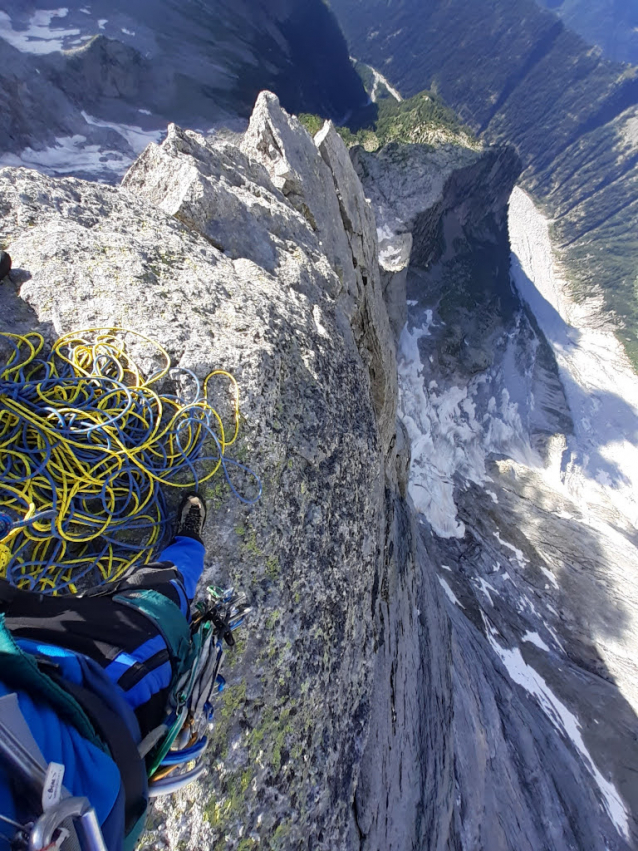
<box><xmin>5</xmin><ymin>82</ymin><xmax>629</xmax><ymax>851</ymax></box>
<box><xmin>0</xmin><ymin>91</ymin><xmax>413</xmax><ymax>850</ymax></box>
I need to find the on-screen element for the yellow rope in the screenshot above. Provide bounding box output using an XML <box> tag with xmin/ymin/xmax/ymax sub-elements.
<box><xmin>0</xmin><ymin>328</ymin><xmax>248</xmax><ymax>594</ymax></box>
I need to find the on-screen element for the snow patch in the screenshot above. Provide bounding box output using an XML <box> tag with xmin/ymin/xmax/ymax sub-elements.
<box><xmin>0</xmin><ymin>9</ymin><xmax>82</xmax><ymax>54</ymax></box>
<box><xmin>509</xmin><ymin>187</ymin><xmax>638</xmax><ymax>530</ymax></box>
<box><xmin>522</xmin><ymin>631</ymin><xmax>551</xmax><ymax>652</ymax></box>
<box><xmin>488</xmin><ymin>633</ymin><xmax>629</xmax><ymax>839</ymax></box>
<box><xmin>539</xmin><ymin>565</ymin><xmax>559</xmax><ymax>590</ymax></box>
<box><xmin>377</xmin><ymin>224</ymin><xmax>412</xmax><ymax>272</ymax></box>
<box><xmin>493</xmin><ymin>531</ymin><xmax>528</xmax><ymax>568</ymax></box>
<box><xmin>546</xmin><ymin>625</ymin><xmax>566</xmax><ymax>652</ymax></box>
<box><xmin>0</xmin><ymin>136</ymin><xmax>129</xmax><ymax>176</ymax></box>
<box><xmin>81</xmin><ymin>112</ymin><xmax>163</xmax><ymax>154</ymax></box>
<box><xmin>398</xmin><ymin>319</ymin><xmax>538</xmax><ymax>537</ymax></box>
<box><xmin>438</xmin><ymin>577</ymin><xmax>465</xmax><ymax>609</ymax></box>
<box><xmin>474</xmin><ymin>577</ymin><xmax>498</xmax><ymax>606</ymax></box>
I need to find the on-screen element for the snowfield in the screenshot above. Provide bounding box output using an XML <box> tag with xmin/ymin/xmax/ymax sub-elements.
<box><xmin>509</xmin><ymin>186</ymin><xmax>638</xmax><ymax>531</ymax></box>
<box><xmin>397</xmin><ymin>183</ymin><xmax>638</xmax><ymax>839</ymax></box>
<box><xmin>0</xmin><ymin>8</ymin><xmax>85</xmax><ymax>54</ymax></box>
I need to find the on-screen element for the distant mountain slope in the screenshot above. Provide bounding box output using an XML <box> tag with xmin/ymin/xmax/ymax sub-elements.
<box><xmin>0</xmin><ymin>0</ymin><xmax>366</xmax><ymax>179</ymax></box>
<box><xmin>329</xmin><ymin>0</ymin><xmax>638</xmax><ymax>369</ymax></box>
<box><xmin>536</xmin><ymin>0</ymin><xmax>638</xmax><ymax>65</ymax></box>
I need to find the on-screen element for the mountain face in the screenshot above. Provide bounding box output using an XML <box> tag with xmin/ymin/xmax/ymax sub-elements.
<box><xmin>0</xmin><ymin>0</ymin><xmax>366</xmax><ymax>180</ymax></box>
<box><xmin>3</xmin><ymin>4</ymin><xmax>638</xmax><ymax>848</ymax></box>
<box><xmin>355</xmin><ymin>136</ymin><xmax>638</xmax><ymax>850</ymax></box>
<box><xmin>3</xmin><ymin>90</ymin><xmax>637</xmax><ymax>848</ymax></box>
<box><xmin>0</xmin><ymin>95</ymin><xmax>400</xmax><ymax>850</ymax></box>
<box><xmin>328</xmin><ymin>0</ymin><xmax>638</xmax><ymax>370</ymax></box>
<box><xmin>535</xmin><ymin>0</ymin><xmax>638</xmax><ymax>64</ymax></box>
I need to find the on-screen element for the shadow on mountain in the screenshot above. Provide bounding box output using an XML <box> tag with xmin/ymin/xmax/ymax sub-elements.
<box><xmin>572</xmin><ymin>388</ymin><xmax>638</xmax><ymax>490</ymax></box>
<box><xmin>415</xmin><ymin>241</ymin><xmax>638</xmax><ymax>496</ymax></box>
<box><xmin>511</xmin><ymin>253</ymin><xmax>582</xmax><ymax>350</ymax></box>
<box><xmin>0</xmin><ymin>270</ymin><xmax>55</xmax><ymax>343</ymax></box>
<box><xmin>344</xmin><ymin>101</ymin><xmax>380</xmax><ymax>133</ymax></box>
<box><xmin>423</xmin><ymin>469</ymin><xmax>638</xmax><ymax>847</ymax></box>
<box><xmin>402</xmin><ymin>222</ymin><xmax>638</xmax><ymax>840</ymax></box>
<box><xmin>512</xmin><ymin>257</ymin><xmax>638</xmax><ymax>493</ymax></box>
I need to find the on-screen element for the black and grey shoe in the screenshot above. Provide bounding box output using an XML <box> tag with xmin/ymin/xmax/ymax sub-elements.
<box><xmin>0</xmin><ymin>251</ymin><xmax>11</xmax><ymax>281</ymax></box>
<box><xmin>175</xmin><ymin>493</ymin><xmax>207</xmax><ymax>543</ymax></box>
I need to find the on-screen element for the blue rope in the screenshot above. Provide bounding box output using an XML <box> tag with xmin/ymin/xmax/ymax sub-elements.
<box><xmin>0</xmin><ymin>332</ymin><xmax>262</xmax><ymax>593</ymax></box>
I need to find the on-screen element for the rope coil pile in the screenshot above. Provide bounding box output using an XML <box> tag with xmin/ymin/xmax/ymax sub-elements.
<box><xmin>0</xmin><ymin>328</ymin><xmax>261</xmax><ymax>594</ymax></box>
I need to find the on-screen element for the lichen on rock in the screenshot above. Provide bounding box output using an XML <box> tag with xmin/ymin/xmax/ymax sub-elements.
<box><xmin>0</xmin><ymin>92</ymin><xmax>408</xmax><ymax>851</ymax></box>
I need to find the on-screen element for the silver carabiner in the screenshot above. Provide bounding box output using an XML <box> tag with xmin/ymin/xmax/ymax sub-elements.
<box><xmin>29</xmin><ymin>797</ymin><xmax>108</xmax><ymax>851</ymax></box>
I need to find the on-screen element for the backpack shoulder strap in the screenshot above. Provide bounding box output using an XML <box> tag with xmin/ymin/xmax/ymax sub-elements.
<box><xmin>0</xmin><ymin>615</ymin><xmax>102</xmax><ymax>747</ymax></box>
<box><xmin>58</xmin><ymin>669</ymin><xmax>148</xmax><ymax>837</ymax></box>
<box><xmin>113</xmin><ymin>589</ymin><xmax>194</xmax><ymax>674</ymax></box>
<box><xmin>0</xmin><ymin>615</ymin><xmax>149</xmax><ymax>845</ymax></box>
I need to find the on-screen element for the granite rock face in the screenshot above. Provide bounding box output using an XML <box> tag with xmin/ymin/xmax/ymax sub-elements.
<box><xmin>125</xmin><ymin>94</ymin><xmax>398</xmax><ymax>460</ymax></box>
<box><xmin>0</xmin><ymin>93</ymin><xmax>413</xmax><ymax>850</ymax></box>
<box><xmin>353</xmin><ymin>140</ymin><xmax>522</xmax><ymax>356</ymax></box>
<box><xmin>3</xmin><ymin>82</ymin><xmax>637</xmax><ymax>851</ymax></box>
<box><xmin>354</xmin><ymin>135</ymin><xmax>638</xmax><ymax>849</ymax></box>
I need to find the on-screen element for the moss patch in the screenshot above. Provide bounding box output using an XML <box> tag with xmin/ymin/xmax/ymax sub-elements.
<box><xmin>298</xmin><ymin>75</ymin><xmax>477</xmax><ymax>153</ymax></box>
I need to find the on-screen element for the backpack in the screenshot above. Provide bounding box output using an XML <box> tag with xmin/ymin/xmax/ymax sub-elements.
<box><xmin>0</xmin><ymin>576</ymin><xmax>248</xmax><ymax>849</ymax></box>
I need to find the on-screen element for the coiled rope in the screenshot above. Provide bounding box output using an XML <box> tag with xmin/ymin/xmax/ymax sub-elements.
<box><xmin>0</xmin><ymin>328</ymin><xmax>261</xmax><ymax>594</ymax></box>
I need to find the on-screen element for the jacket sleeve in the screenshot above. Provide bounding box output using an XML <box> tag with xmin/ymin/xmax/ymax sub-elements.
<box><xmin>116</xmin><ymin>538</ymin><xmax>206</xmax><ymax>618</ymax></box>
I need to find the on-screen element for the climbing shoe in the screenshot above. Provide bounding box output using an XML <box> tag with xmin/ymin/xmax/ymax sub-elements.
<box><xmin>0</xmin><ymin>251</ymin><xmax>11</xmax><ymax>281</ymax></box>
<box><xmin>175</xmin><ymin>493</ymin><xmax>207</xmax><ymax>543</ymax></box>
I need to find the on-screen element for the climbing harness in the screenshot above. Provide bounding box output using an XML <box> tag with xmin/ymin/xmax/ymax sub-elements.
<box><xmin>137</xmin><ymin>584</ymin><xmax>250</xmax><ymax>794</ymax></box>
<box><xmin>0</xmin><ymin>329</ymin><xmax>261</xmax><ymax>594</ymax></box>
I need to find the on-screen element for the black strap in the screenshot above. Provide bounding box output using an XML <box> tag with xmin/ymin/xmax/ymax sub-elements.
<box><xmin>52</xmin><ymin>673</ymin><xmax>148</xmax><ymax>835</ymax></box>
<box><xmin>0</xmin><ymin>576</ymin><xmax>182</xmax><ymax>737</ymax></box>
<box><xmin>0</xmin><ymin>578</ymin><xmax>19</xmax><ymax>608</ymax></box>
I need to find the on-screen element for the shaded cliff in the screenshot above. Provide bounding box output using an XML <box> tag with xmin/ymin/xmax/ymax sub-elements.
<box><xmin>329</xmin><ymin>0</ymin><xmax>638</xmax><ymax>369</ymax></box>
<box><xmin>0</xmin><ymin>0</ymin><xmax>367</xmax><ymax>179</ymax></box>
<box><xmin>535</xmin><ymin>0</ymin><xmax>638</xmax><ymax>64</ymax></box>
<box><xmin>353</xmin><ymin>130</ymin><xmax>638</xmax><ymax>849</ymax></box>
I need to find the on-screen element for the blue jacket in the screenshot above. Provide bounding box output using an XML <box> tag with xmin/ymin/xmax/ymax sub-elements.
<box><xmin>0</xmin><ymin>536</ymin><xmax>205</xmax><ymax>851</ymax></box>
<box><xmin>0</xmin><ymin>653</ymin><xmax>133</xmax><ymax>850</ymax></box>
